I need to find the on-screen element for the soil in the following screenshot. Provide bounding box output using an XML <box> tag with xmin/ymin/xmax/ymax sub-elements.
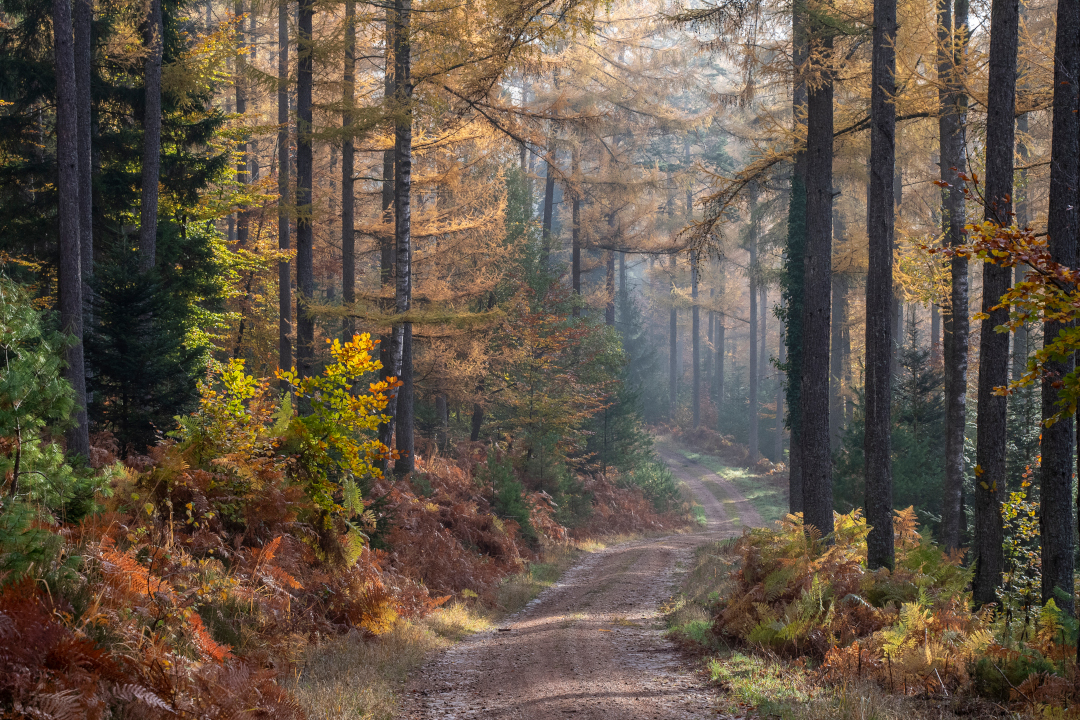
<box><xmin>398</xmin><ymin>441</ymin><xmax>761</xmax><ymax>719</ymax></box>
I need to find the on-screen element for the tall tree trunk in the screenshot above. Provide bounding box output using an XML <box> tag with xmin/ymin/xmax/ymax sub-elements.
<box><xmin>138</xmin><ymin>0</ymin><xmax>162</xmax><ymax>272</ymax></box>
<box><xmin>541</xmin><ymin>142</ymin><xmax>557</xmax><ymax>270</ymax></box>
<box><xmin>278</xmin><ymin>0</ymin><xmax>292</xmax><ymax>377</ymax></box>
<box><xmin>716</xmin><ymin>260</ymin><xmax>726</xmax><ymax>421</ymax></box>
<box><xmin>1011</xmin><ymin>112</ymin><xmax>1030</xmax><ymax>384</ymax></box>
<box><xmin>342</xmin><ymin>0</ymin><xmax>356</xmax><ymax>340</ymax></box>
<box><xmin>972</xmin><ymin>0</ymin><xmax>1019</xmax><ymax>607</ymax></box>
<box><xmin>692</xmin><ymin>250</ymin><xmax>701</xmax><ymax>428</ymax></box>
<box><xmin>670</xmin><ymin>254</ymin><xmax>678</xmax><ymax>420</ymax></box>
<box><xmin>776</xmin><ymin>297</ymin><xmax>786</xmax><ymax>462</ymax></box>
<box><xmin>295</xmin><ymin>0</ymin><xmax>314</xmax><ymax>382</ymax></box>
<box><xmin>786</xmin><ymin>0</ymin><xmax>809</xmax><ymax>515</ymax></box>
<box><xmin>830</xmin><ymin>271</ymin><xmax>847</xmax><ymax>450</ymax></box>
<box><xmin>931</xmin><ymin>303</ymin><xmax>941</xmax><ymax>365</ymax></box>
<box><xmin>392</xmin><ymin>0</ymin><xmax>415</xmax><ymax>475</ymax></box>
<box><xmin>706</xmin><ymin>304</ymin><xmax>714</xmax><ymax>395</ymax></box>
<box><xmin>865</xmin><ymin>0</ymin><xmax>897</xmax><ymax>569</ymax></box>
<box><xmin>571</xmin><ymin>148</ymin><xmax>581</xmax><ymax>316</ymax></box>
<box><xmin>378</xmin><ymin>12</ymin><xmax>396</xmax><ymax>468</ymax></box>
<box><xmin>939</xmin><ymin>0</ymin><xmax>970</xmax><ymax>551</ymax></box>
<box><xmin>75</xmin><ymin>0</ymin><xmax>92</xmax><ymax>295</ymax></box>
<box><xmin>605</xmin><ymin>250</ymin><xmax>615</xmax><ymax>326</ymax></box>
<box><xmin>799</xmin><ymin>26</ymin><xmax>834</xmax><ymax>539</ymax></box>
<box><xmin>234</xmin><ymin>0</ymin><xmax>249</xmax><ymax>247</ymax></box>
<box><xmin>759</xmin><ymin>285</ymin><xmax>768</xmax><ymax>391</ymax></box>
<box><xmin>54</xmin><ymin>0</ymin><xmax>89</xmax><ymax>458</ymax></box>
<box><xmin>1040</xmin><ymin>0</ymin><xmax>1079</xmax><ymax>613</ymax></box>
<box><xmin>748</xmin><ymin>186</ymin><xmax>760</xmax><ymax>461</ymax></box>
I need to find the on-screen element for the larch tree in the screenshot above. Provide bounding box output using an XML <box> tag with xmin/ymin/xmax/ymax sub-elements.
<box><xmin>278</xmin><ymin>0</ymin><xmax>292</xmax><ymax>379</ymax></box>
<box><xmin>342</xmin><ymin>0</ymin><xmax>356</xmax><ymax>340</ymax></box>
<box><xmin>864</xmin><ymin>0</ymin><xmax>897</xmax><ymax>570</ymax></box>
<box><xmin>74</xmin><ymin>0</ymin><xmax>93</xmax><ymax>294</ymax></box>
<box><xmin>296</xmin><ymin>0</ymin><xmax>314</xmax><ymax>382</ymax></box>
<box><xmin>748</xmin><ymin>183</ymin><xmax>760</xmax><ymax>461</ymax></box>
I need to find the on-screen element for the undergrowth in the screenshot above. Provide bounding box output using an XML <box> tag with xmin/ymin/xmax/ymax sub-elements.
<box><xmin>668</xmin><ymin>507</ymin><xmax>1078</xmax><ymax>718</ymax></box>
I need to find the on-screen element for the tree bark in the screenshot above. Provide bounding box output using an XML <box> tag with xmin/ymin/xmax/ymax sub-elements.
<box><xmin>138</xmin><ymin>0</ymin><xmax>162</xmax><ymax>273</ymax></box>
<box><xmin>865</xmin><ymin>0</ymin><xmax>897</xmax><ymax>570</ymax></box>
<box><xmin>234</xmin><ymin>0</ymin><xmax>249</xmax><ymax>247</ymax></box>
<box><xmin>378</xmin><ymin>12</ymin><xmax>396</xmax><ymax>470</ymax></box>
<box><xmin>1040</xmin><ymin>0</ymin><xmax>1079</xmax><ymax>613</ymax></box>
<box><xmin>75</xmin><ymin>0</ymin><xmax>92</xmax><ymax>293</ymax></box>
<box><xmin>748</xmin><ymin>187</ymin><xmax>759</xmax><ymax>461</ymax></box>
<box><xmin>799</xmin><ymin>26</ymin><xmax>834</xmax><ymax>539</ymax></box>
<box><xmin>786</xmin><ymin>0</ymin><xmax>808</xmax><ymax>515</ymax></box>
<box><xmin>759</xmin><ymin>285</ymin><xmax>768</xmax><ymax>392</ymax></box>
<box><xmin>716</xmin><ymin>260</ymin><xmax>725</xmax><ymax>420</ymax></box>
<box><xmin>54</xmin><ymin>0</ymin><xmax>90</xmax><ymax>458</ymax></box>
<box><xmin>295</xmin><ymin>0</ymin><xmax>314</xmax><ymax>382</ymax></box>
<box><xmin>830</xmin><ymin>271</ymin><xmax>847</xmax><ymax>450</ymax></box>
<box><xmin>776</xmin><ymin>296</ymin><xmax>786</xmax><ymax>462</ymax></box>
<box><xmin>392</xmin><ymin>0</ymin><xmax>415</xmax><ymax>475</ymax></box>
<box><xmin>605</xmin><ymin>250</ymin><xmax>615</xmax><ymax>326</ymax></box>
<box><xmin>939</xmin><ymin>0</ymin><xmax>970</xmax><ymax>551</ymax></box>
<box><xmin>342</xmin><ymin>0</ymin><xmax>356</xmax><ymax>340</ymax></box>
<box><xmin>670</xmin><ymin>254</ymin><xmax>678</xmax><ymax>421</ymax></box>
<box><xmin>1011</xmin><ymin>112</ymin><xmax>1030</xmax><ymax>384</ymax></box>
<box><xmin>571</xmin><ymin>148</ymin><xmax>581</xmax><ymax>316</ymax></box>
<box><xmin>692</xmin><ymin>250</ymin><xmax>701</xmax><ymax>429</ymax></box>
<box><xmin>931</xmin><ymin>303</ymin><xmax>941</xmax><ymax>365</ymax></box>
<box><xmin>278</xmin><ymin>0</ymin><xmax>292</xmax><ymax>377</ymax></box>
<box><xmin>541</xmin><ymin>143</ymin><xmax>557</xmax><ymax>270</ymax></box>
<box><xmin>972</xmin><ymin>0</ymin><xmax>1019</xmax><ymax>607</ymax></box>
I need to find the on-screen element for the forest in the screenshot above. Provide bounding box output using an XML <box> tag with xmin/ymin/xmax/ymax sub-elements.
<box><xmin>1</xmin><ymin>0</ymin><xmax>1079</xmax><ymax>716</ymax></box>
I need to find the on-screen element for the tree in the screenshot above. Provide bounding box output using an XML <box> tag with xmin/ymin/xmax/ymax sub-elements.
<box><xmin>52</xmin><ymin>0</ymin><xmax>89</xmax><ymax>459</ymax></box>
<box><xmin>971</xmin><ymin>0</ymin><xmax>1020</xmax><ymax>608</ymax></box>
<box><xmin>342</xmin><ymin>0</ymin><xmax>356</xmax><ymax>340</ymax></box>
<box><xmin>938</xmin><ymin>0</ymin><xmax>970</xmax><ymax>552</ymax></box>
<box><xmin>74</xmin><ymin>0</ymin><xmax>93</xmax><ymax>292</ymax></box>
<box><xmin>748</xmin><ymin>184</ymin><xmax>760</xmax><ymax>461</ymax></box>
<box><xmin>799</xmin><ymin>14</ymin><xmax>834</xmax><ymax>539</ymax></box>
<box><xmin>138</xmin><ymin>0</ymin><xmax>163</xmax><ymax>272</ymax></box>
<box><xmin>295</xmin><ymin>0</ymin><xmax>314</xmax><ymax>382</ymax></box>
<box><xmin>864</xmin><ymin>0</ymin><xmax>897</xmax><ymax>570</ymax></box>
<box><xmin>1039</xmin><ymin>0</ymin><xmax>1079</xmax><ymax>613</ymax></box>
<box><xmin>278</xmin><ymin>0</ymin><xmax>292</xmax><ymax>378</ymax></box>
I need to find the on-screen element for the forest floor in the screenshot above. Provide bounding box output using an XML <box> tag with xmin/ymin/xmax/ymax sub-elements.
<box><xmin>396</xmin><ymin>440</ymin><xmax>758</xmax><ymax>719</ymax></box>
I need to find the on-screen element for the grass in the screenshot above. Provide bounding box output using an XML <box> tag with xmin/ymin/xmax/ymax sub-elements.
<box><xmin>677</xmin><ymin>448</ymin><xmax>787</xmax><ymax>525</ymax></box>
<box><xmin>291</xmin><ymin>540</ymin><xmax>587</xmax><ymax>720</ymax></box>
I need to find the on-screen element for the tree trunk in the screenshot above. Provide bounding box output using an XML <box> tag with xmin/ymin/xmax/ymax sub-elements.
<box><xmin>706</xmin><ymin>299</ymin><xmax>714</xmax><ymax>396</ymax></box>
<box><xmin>972</xmin><ymin>0</ymin><xmax>1019</xmax><ymax>608</ymax></box>
<box><xmin>342</xmin><ymin>0</ymin><xmax>356</xmax><ymax>340</ymax></box>
<box><xmin>786</xmin><ymin>0</ymin><xmax>808</xmax><ymax>515</ymax></box>
<box><xmin>1011</xmin><ymin>112</ymin><xmax>1030</xmax><ymax>384</ymax></box>
<box><xmin>571</xmin><ymin>148</ymin><xmax>581</xmax><ymax>316</ymax></box>
<box><xmin>138</xmin><ymin>0</ymin><xmax>162</xmax><ymax>273</ymax></box>
<box><xmin>939</xmin><ymin>0</ymin><xmax>970</xmax><ymax>551</ymax></box>
<box><xmin>931</xmin><ymin>303</ymin><xmax>941</xmax><ymax>365</ymax></box>
<box><xmin>830</xmin><ymin>271</ymin><xmax>847</xmax><ymax>450</ymax></box>
<box><xmin>799</xmin><ymin>26</ymin><xmax>834</xmax><ymax>539</ymax></box>
<box><xmin>670</xmin><ymin>254</ymin><xmax>678</xmax><ymax>420</ymax></box>
<box><xmin>776</xmin><ymin>296</ymin><xmax>786</xmax><ymax>462</ymax></box>
<box><xmin>54</xmin><ymin>0</ymin><xmax>90</xmax><ymax>458</ymax></box>
<box><xmin>378</xmin><ymin>12</ymin><xmax>396</xmax><ymax>469</ymax></box>
<box><xmin>234</xmin><ymin>0</ymin><xmax>249</xmax><ymax>247</ymax></box>
<box><xmin>295</xmin><ymin>0</ymin><xmax>314</xmax><ymax>382</ymax></box>
<box><xmin>865</xmin><ymin>0</ymin><xmax>897</xmax><ymax>569</ymax></box>
<box><xmin>436</xmin><ymin>393</ymin><xmax>449</xmax><ymax>450</ymax></box>
<box><xmin>392</xmin><ymin>0</ymin><xmax>414</xmax><ymax>475</ymax></box>
<box><xmin>1040</xmin><ymin>0</ymin><xmax>1079</xmax><ymax>613</ymax></box>
<box><xmin>759</xmin><ymin>285</ymin><xmax>768</xmax><ymax>392</ymax></box>
<box><xmin>692</xmin><ymin>250</ymin><xmax>701</xmax><ymax>429</ymax></box>
<box><xmin>75</xmin><ymin>0</ymin><xmax>92</xmax><ymax>293</ymax></box>
<box><xmin>278</xmin><ymin>0</ymin><xmax>292</xmax><ymax>377</ymax></box>
<box><xmin>716</xmin><ymin>261</ymin><xmax>725</xmax><ymax>421</ymax></box>
<box><xmin>541</xmin><ymin>142</ymin><xmax>557</xmax><ymax>270</ymax></box>
<box><xmin>748</xmin><ymin>187</ymin><xmax>760</xmax><ymax>461</ymax></box>
<box><xmin>605</xmin><ymin>250</ymin><xmax>615</xmax><ymax>326</ymax></box>
<box><xmin>470</xmin><ymin>401</ymin><xmax>483</xmax><ymax>441</ymax></box>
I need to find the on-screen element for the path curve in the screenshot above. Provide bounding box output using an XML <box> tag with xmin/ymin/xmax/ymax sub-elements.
<box><xmin>398</xmin><ymin>442</ymin><xmax>761</xmax><ymax>720</ymax></box>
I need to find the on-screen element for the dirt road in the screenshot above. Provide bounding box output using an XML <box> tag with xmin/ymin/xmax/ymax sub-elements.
<box><xmin>398</xmin><ymin>443</ymin><xmax>760</xmax><ymax>720</ymax></box>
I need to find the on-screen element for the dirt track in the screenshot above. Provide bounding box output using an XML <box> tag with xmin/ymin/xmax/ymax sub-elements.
<box><xmin>398</xmin><ymin>443</ymin><xmax>760</xmax><ymax>720</ymax></box>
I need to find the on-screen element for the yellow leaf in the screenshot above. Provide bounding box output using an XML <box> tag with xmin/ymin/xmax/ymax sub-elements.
<box><xmin>974</xmin><ymin>465</ymin><xmax>984</xmax><ymax>476</ymax></box>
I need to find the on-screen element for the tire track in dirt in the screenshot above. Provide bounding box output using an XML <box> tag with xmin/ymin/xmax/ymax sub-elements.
<box><xmin>398</xmin><ymin>442</ymin><xmax>760</xmax><ymax>720</ymax></box>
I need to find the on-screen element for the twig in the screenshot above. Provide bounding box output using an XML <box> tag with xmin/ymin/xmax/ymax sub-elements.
<box><xmin>991</xmin><ymin>659</ymin><xmax>1032</xmax><ymax>705</ymax></box>
<box><xmin>934</xmin><ymin>667</ymin><xmax>949</xmax><ymax>696</ymax></box>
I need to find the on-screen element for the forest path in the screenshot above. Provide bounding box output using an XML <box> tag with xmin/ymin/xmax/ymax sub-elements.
<box><xmin>397</xmin><ymin>441</ymin><xmax>759</xmax><ymax>720</ymax></box>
